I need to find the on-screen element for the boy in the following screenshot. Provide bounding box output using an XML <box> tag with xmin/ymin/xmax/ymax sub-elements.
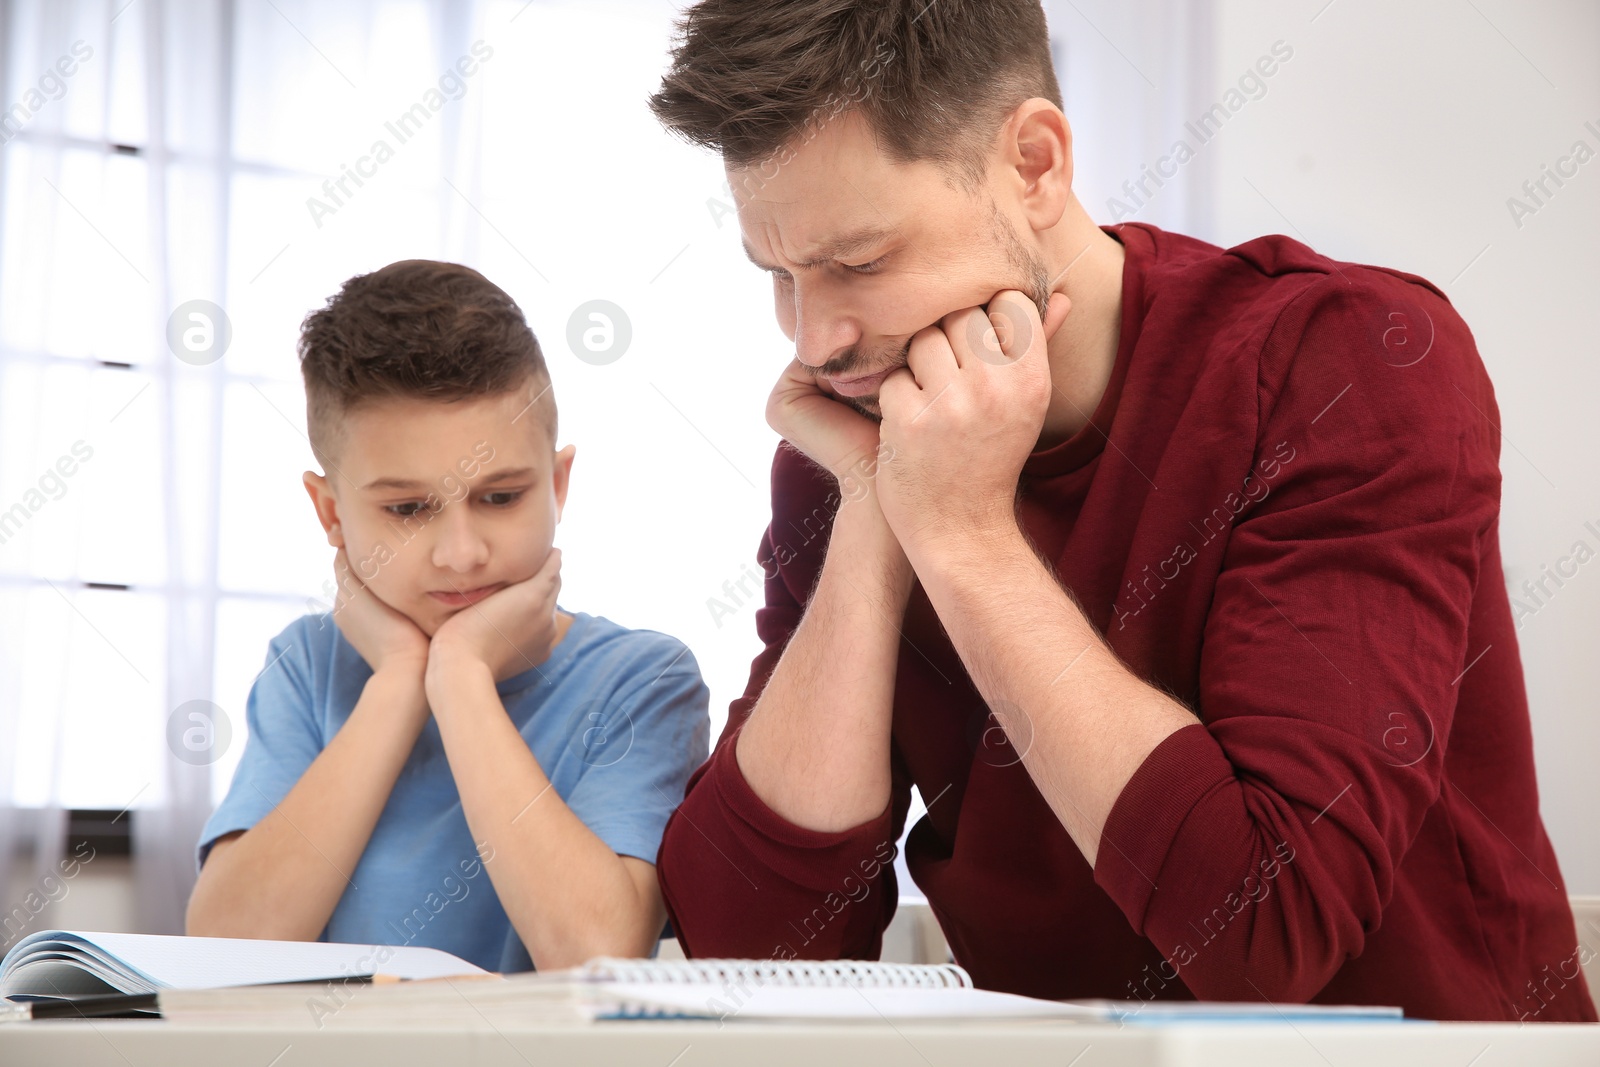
<box><xmin>187</xmin><ymin>260</ymin><xmax>710</xmax><ymax>973</ymax></box>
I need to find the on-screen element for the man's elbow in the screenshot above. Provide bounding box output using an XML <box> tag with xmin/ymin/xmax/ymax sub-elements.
<box><xmin>1172</xmin><ymin>917</ymin><xmax>1359</xmax><ymax>1005</ymax></box>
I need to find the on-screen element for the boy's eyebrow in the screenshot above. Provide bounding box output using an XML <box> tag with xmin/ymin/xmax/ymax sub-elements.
<box><xmin>361</xmin><ymin>476</ymin><xmax>428</xmax><ymax>491</ymax></box>
<box><xmin>359</xmin><ymin>467</ymin><xmax>538</xmax><ymax>491</ymax></box>
<box><xmin>741</xmin><ymin>226</ymin><xmax>894</xmax><ymax>271</ymax></box>
<box><xmin>477</xmin><ymin>467</ymin><xmax>538</xmax><ymax>484</ymax></box>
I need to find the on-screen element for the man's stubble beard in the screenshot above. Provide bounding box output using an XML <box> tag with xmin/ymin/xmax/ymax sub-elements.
<box><xmin>844</xmin><ymin>210</ymin><xmax>1053</xmax><ymax>424</ymax></box>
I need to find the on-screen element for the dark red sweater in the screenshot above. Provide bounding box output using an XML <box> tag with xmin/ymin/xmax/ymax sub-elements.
<box><xmin>657</xmin><ymin>222</ymin><xmax>1594</xmax><ymax>1023</ymax></box>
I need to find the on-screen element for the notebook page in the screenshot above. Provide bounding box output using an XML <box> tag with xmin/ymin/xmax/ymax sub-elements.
<box><xmin>5</xmin><ymin>931</ymin><xmax>486</xmax><ymax>994</ymax></box>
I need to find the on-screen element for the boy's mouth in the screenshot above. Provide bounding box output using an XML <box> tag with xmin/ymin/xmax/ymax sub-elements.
<box><xmin>429</xmin><ymin>583</ymin><xmax>506</xmax><ymax>608</ymax></box>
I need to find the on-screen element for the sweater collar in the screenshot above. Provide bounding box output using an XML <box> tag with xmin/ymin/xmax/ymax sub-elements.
<box><xmin>1021</xmin><ymin>221</ymin><xmax>1152</xmax><ymax>480</ymax></box>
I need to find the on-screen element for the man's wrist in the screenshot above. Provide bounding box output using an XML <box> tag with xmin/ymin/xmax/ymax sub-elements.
<box><xmin>905</xmin><ymin>509</ymin><xmax>1033</xmax><ymax>586</ymax></box>
<box><xmin>830</xmin><ymin>488</ymin><xmax>916</xmax><ymax>602</ymax></box>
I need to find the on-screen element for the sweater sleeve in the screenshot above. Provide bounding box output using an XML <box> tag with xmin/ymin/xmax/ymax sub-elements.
<box><xmin>1093</xmin><ymin>272</ymin><xmax>1501</xmax><ymax>1002</ymax></box>
<box><xmin>657</xmin><ymin>446</ymin><xmax>902</xmax><ymax>961</ymax></box>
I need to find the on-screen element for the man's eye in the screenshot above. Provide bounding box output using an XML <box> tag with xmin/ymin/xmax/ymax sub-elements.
<box><xmin>384</xmin><ymin>502</ymin><xmax>428</xmax><ymax>518</ymax></box>
<box><xmin>483</xmin><ymin>491</ymin><xmax>523</xmax><ymax>507</ymax></box>
<box><xmin>843</xmin><ymin>257</ymin><xmax>887</xmax><ymax>275</ymax></box>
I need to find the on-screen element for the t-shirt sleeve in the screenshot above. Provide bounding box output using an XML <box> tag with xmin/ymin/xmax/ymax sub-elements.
<box><xmin>1092</xmin><ymin>271</ymin><xmax>1502</xmax><ymax>1001</ymax></box>
<box><xmin>194</xmin><ymin>618</ymin><xmax>326</xmax><ymax>873</ymax></box>
<box><xmin>561</xmin><ymin>636</ymin><xmax>711</xmax><ymax>865</ymax></box>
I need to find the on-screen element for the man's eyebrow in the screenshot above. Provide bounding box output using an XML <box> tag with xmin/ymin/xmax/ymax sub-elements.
<box><xmin>742</xmin><ymin>227</ymin><xmax>895</xmax><ymax>271</ymax></box>
<box><xmin>360</xmin><ymin>467</ymin><xmax>537</xmax><ymax>492</ymax></box>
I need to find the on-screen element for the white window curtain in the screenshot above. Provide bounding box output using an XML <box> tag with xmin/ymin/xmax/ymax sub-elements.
<box><xmin>0</xmin><ymin>0</ymin><xmax>201</xmax><ymax>939</ymax></box>
<box><xmin>0</xmin><ymin>0</ymin><xmax>525</xmax><ymax>938</ymax></box>
<box><xmin>1</xmin><ymin>0</ymin><xmax>417</xmax><ymax>938</ymax></box>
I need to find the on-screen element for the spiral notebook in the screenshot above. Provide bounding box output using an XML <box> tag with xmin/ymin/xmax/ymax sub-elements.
<box><xmin>557</xmin><ymin>957</ymin><xmax>1093</xmax><ymax>1021</ymax></box>
<box><xmin>548</xmin><ymin>959</ymin><xmax>1401</xmax><ymax>1024</ymax></box>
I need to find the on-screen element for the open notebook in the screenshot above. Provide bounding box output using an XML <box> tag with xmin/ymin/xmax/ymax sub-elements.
<box><xmin>558</xmin><ymin>957</ymin><xmax>1084</xmax><ymax>1020</ymax></box>
<box><xmin>0</xmin><ymin>930</ymin><xmax>488</xmax><ymax>1000</ymax></box>
<box><xmin>550</xmin><ymin>959</ymin><xmax>1402</xmax><ymax>1022</ymax></box>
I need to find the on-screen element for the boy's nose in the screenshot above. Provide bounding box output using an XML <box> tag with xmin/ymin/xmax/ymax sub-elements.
<box><xmin>430</xmin><ymin>510</ymin><xmax>490</xmax><ymax>572</ymax></box>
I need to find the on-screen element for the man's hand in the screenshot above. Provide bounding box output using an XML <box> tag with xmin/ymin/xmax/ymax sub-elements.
<box><xmin>766</xmin><ymin>356</ymin><xmax>884</xmax><ymax>484</ymax></box>
<box><xmin>427</xmin><ymin>547</ymin><xmax>564</xmax><ymax>693</ymax></box>
<box><xmin>331</xmin><ymin>547</ymin><xmax>431</xmax><ymax>678</ymax></box>
<box><xmin>876</xmin><ymin>291</ymin><xmax>1071</xmax><ymax>558</ymax></box>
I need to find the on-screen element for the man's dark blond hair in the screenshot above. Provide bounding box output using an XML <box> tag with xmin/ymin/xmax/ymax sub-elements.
<box><xmin>649</xmin><ymin>0</ymin><xmax>1062</xmax><ymax>190</ymax></box>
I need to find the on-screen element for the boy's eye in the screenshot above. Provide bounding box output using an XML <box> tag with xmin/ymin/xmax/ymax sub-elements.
<box><xmin>382</xmin><ymin>491</ymin><xmax>522</xmax><ymax>517</ymax></box>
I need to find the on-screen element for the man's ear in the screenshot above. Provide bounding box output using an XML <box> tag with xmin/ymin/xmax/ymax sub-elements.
<box><xmin>1008</xmin><ymin>99</ymin><xmax>1073</xmax><ymax>234</ymax></box>
<box><xmin>302</xmin><ymin>471</ymin><xmax>345</xmax><ymax>548</ymax></box>
<box><xmin>551</xmin><ymin>444</ymin><xmax>576</xmax><ymax>524</ymax></box>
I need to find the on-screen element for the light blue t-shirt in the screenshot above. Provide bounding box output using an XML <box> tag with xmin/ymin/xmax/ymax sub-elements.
<box><xmin>197</xmin><ymin>607</ymin><xmax>710</xmax><ymax>973</ymax></box>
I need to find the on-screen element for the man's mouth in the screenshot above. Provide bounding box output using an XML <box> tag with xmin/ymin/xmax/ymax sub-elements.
<box><xmin>429</xmin><ymin>583</ymin><xmax>506</xmax><ymax>608</ymax></box>
<box><xmin>825</xmin><ymin>368</ymin><xmax>892</xmax><ymax>397</ymax></box>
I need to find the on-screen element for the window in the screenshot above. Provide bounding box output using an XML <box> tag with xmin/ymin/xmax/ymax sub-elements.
<box><xmin>1</xmin><ymin>1</ymin><xmax>778</xmax><ymax>823</ymax></box>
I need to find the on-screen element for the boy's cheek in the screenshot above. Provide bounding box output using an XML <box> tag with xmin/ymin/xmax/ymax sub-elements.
<box><xmin>348</xmin><ymin>550</ymin><xmax>428</xmax><ymax>624</ymax></box>
<box><xmin>397</xmin><ymin>586</ymin><xmax>442</xmax><ymax>631</ymax></box>
<box><xmin>494</xmin><ymin>541</ymin><xmax>554</xmax><ymax>591</ymax></box>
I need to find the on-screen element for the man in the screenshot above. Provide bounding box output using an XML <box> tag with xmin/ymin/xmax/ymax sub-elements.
<box><xmin>647</xmin><ymin>0</ymin><xmax>1594</xmax><ymax>1022</ymax></box>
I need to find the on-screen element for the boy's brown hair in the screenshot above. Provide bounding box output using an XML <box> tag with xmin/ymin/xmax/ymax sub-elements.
<box><xmin>648</xmin><ymin>0</ymin><xmax>1061</xmax><ymax>190</ymax></box>
<box><xmin>298</xmin><ymin>260</ymin><xmax>555</xmax><ymax>472</ymax></box>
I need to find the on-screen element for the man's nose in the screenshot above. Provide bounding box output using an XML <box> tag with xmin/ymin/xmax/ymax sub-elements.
<box><xmin>791</xmin><ymin>283</ymin><xmax>860</xmax><ymax>370</ymax></box>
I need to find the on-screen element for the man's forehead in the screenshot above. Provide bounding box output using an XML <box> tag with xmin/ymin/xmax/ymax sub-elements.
<box><xmin>739</xmin><ymin>223</ymin><xmax>896</xmax><ymax>270</ymax></box>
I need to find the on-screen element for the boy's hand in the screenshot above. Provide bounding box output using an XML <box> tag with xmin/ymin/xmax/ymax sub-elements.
<box><xmin>427</xmin><ymin>548</ymin><xmax>564</xmax><ymax>691</ymax></box>
<box><xmin>331</xmin><ymin>547</ymin><xmax>431</xmax><ymax>677</ymax></box>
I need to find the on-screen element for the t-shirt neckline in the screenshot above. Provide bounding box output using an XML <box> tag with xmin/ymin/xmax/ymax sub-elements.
<box><xmin>495</xmin><ymin>604</ymin><xmax>588</xmax><ymax>695</ymax></box>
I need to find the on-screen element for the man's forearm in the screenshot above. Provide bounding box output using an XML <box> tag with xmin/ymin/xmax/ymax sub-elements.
<box><xmin>913</xmin><ymin>528</ymin><xmax>1195</xmax><ymax>866</ymax></box>
<box><xmin>735</xmin><ymin>494</ymin><xmax>915</xmax><ymax>833</ymax></box>
<box><xmin>186</xmin><ymin>668</ymin><xmax>428</xmax><ymax>940</ymax></box>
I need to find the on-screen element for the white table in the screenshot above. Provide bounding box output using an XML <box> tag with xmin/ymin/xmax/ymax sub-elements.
<box><xmin>1</xmin><ymin>1018</ymin><xmax>1596</xmax><ymax>1066</ymax></box>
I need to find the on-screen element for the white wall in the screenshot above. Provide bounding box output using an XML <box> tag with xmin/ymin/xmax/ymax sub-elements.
<box><xmin>1049</xmin><ymin>0</ymin><xmax>1599</xmax><ymax>892</ymax></box>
